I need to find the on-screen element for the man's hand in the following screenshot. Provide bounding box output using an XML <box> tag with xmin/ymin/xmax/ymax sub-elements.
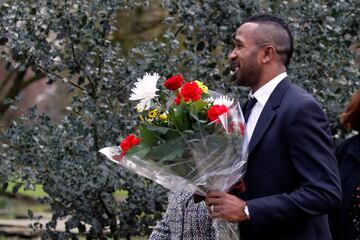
<box><xmin>205</xmin><ymin>191</ymin><xmax>248</xmax><ymax>222</ymax></box>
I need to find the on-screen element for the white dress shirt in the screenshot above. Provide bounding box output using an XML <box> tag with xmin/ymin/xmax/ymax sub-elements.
<box><xmin>246</xmin><ymin>72</ymin><xmax>287</xmax><ymax>140</ymax></box>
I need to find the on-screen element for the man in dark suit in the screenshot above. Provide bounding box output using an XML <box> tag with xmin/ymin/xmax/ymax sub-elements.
<box><xmin>205</xmin><ymin>13</ymin><xmax>342</xmax><ymax>239</ymax></box>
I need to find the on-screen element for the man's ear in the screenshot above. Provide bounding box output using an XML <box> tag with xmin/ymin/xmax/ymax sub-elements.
<box><xmin>262</xmin><ymin>45</ymin><xmax>276</xmax><ymax>64</ymax></box>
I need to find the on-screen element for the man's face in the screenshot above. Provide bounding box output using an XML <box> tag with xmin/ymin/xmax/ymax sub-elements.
<box><xmin>229</xmin><ymin>23</ymin><xmax>263</xmax><ymax>88</ymax></box>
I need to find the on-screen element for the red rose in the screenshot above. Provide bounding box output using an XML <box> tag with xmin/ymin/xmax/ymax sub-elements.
<box><xmin>207</xmin><ymin>105</ymin><xmax>229</xmax><ymax>123</ymax></box>
<box><xmin>174</xmin><ymin>92</ymin><xmax>181</xmax><ymax>105</ymax></box>
<box><xmin>164</xmin><ymin>74</ymin><xmax>184</xmax><ymax>90</ymax></box>
<box><xmin>180</xmin><ymin>82</ymin><xmax>203</xmax><ymax>102</ymax></box>
<box><xmin>239</xmin><ymin>122</ymin><xmax>245</xmax><ymax>136</ymax></box>
<box><xmin>120</xmin><ymin>134</ymin><xmax>140</xmax><ymax>155</ymax></box>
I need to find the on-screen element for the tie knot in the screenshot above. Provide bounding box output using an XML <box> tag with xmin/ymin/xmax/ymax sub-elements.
<box><xmin>248</xmin><ymin>96</ymin><xmax>257</xmax><ymax>105</ymax></box>
<box><xmin>243</xmin><ymin>97</ymin><xmax>257</xmax><ymax>123</ymax></box>
<box><xmin>245</xmin><ymin>97</ymin><xmax>257</xmax><ymax>112</ymax></box>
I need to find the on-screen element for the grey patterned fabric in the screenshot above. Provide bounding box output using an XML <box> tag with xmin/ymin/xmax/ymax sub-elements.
<box><xmin>149</xmin><ymin>191</ymin><xmax>215</xmax><ymax>240</ymax></box>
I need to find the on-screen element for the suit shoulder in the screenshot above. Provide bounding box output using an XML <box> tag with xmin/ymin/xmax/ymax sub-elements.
<box><xmin>283</xmin><ymin>84</ymin><xmax>322</xmax><ymax>109</ymax></box>
<box><xmin>336</xmin><ymin>134</ymin><xmax>360</xmax><ymax>160</ymax></box>
<box><xmin>278</xmin><ymin>84</ymin><xmax>328</xmax><ymax>125</ymax></box>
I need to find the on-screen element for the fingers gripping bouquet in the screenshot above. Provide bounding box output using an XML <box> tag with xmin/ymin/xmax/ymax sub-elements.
<box><xmin>99</xmin><ymin>73</ymin><xmax>248</xmax><ymax>239</ymax></box>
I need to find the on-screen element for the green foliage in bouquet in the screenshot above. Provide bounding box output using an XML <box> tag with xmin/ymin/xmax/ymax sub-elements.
<box><xmin>119</xmin><ymin>73</ymin><xmax>241</xmax><ymax>181</ymax></box>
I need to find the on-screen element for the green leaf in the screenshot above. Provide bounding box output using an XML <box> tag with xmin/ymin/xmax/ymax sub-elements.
<box><xmin>189</xmin><ymin>100</ymin><xmax>208</xmax><ymax>121</ymax></box>
<box><xmin>139</xmin><ymin>124</ymin><xmax>158</xmax><ymax>146</ymax></box>
<box><xmin>169</xmin><ymin>163</ymin><xmax>196</xmax><ymax>178</ymax></box>
<box><xmin>127</xmin><ymin>143</ymin><xmax>151</xmax><ymax>159</ymax></box>
<box><xmin>146</xmin><ymin>125</ymin><xmax>174</xmax><ymax>135</ymax></box>
<box><xmin>192</xmin><ymin>100</ymin><xmax>208</xmax><ymax>112</ymax></box>
<box><xmin>170</xmin><ymin>105</ymin><xmax>191</xmax><ymax>131</ymax></box>
<box><xmin>149</xmin><ymin>137</ymin><xmax>186</xmax><ymax>163</ymax></box>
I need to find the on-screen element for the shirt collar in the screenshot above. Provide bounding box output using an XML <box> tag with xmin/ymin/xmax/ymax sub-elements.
<box><xmin>249</xmin><ymin>72</ymin><xmax>287</xmax><ymax>107</ymax></box>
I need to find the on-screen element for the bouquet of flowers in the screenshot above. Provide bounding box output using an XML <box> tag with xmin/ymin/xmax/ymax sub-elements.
<box><xmin>99</xmin><ymin>72</ymin><xmax>248</xmax><ymax>239</ymax></box>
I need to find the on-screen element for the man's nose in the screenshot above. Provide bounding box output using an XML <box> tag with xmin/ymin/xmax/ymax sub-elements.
<box><xmin>228</xmin><ymin>50</ymin><xmax>237</xmax><ymax>61</ymax></box>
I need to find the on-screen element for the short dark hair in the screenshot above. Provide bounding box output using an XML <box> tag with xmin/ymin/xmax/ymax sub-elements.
<box><xmin>242</xmin><ymin>13</ymin><xmax>294</xmax><ymax>66</ymax></box>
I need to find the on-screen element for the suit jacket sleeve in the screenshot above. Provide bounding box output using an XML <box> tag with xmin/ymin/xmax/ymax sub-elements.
<box><xmin>247</xmin><ymin>99</ymin><xmax>342</xmax><ymax>228</ymax></box>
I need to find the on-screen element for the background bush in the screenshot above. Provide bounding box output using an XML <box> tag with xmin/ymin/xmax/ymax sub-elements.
<box><xmin>0</xmin><ymin>0</ymin><xmax>359</xmax><ymax>239</ymax></box>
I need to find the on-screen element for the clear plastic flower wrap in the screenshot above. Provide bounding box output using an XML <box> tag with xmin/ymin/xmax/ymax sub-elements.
<box><xmin>99</xmin><ymin>73</ymin><xmax>248</xmax><ymax>240</ymax></box>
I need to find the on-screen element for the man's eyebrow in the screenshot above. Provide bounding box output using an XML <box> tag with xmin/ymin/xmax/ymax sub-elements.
<box><xmin>233</xmin><ymin>38</ymin><xmax>243</xmax><ymax>45</ymax></box>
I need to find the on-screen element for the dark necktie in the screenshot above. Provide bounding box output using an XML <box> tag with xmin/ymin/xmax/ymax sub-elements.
<box><xmin>243</xmin><ymin>97</ymin><xmax>257</xmax><ymax>123</ymax></box>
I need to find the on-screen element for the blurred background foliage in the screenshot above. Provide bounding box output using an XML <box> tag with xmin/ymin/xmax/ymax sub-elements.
<box><xmin>0</xmin><ymin>0</ymin><xmax>359</xmax><ymax>239</ymax></box>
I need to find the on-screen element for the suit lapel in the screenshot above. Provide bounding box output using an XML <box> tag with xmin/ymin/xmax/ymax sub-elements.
<box><xmin>248</xmin><ymin>104</ymin><xmax>276</xmax><ymax>154</ymax></box>
<box><xmin>248</xmin><ymin>78</ymin><xmax>291</xmax><ymax>154</ymax></box>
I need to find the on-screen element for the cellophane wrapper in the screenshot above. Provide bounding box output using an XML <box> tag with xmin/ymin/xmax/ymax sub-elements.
<box><xmin>99</xmin><ymin>101</ymin><xmax>248</xmax><ymax>240</ymax></box>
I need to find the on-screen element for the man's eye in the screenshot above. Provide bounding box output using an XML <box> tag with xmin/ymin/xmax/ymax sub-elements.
<box><xmin>232</xmin><ymin>40</ymin><xmax>243</xmax><ymax>49</ymax></box>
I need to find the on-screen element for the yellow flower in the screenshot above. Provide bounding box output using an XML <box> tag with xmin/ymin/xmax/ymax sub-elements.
<box><xmin>139</xmin><ymin>115</ymin><xmax>145</xmax><ymax>121</ymax></box>
<box><xmin>159</xmin><ymin>113</ymin><xmax>168</xmax><ymax>121</ymax></box>
<box><xmin>148</xmin><ymin>109</ymin><xmax>159</xmax><ymax>119</ymax></box>
<box><xmin>195</xmin><ymin>80</ymin><xmax>208</xmax><ymax>93</ymax></box>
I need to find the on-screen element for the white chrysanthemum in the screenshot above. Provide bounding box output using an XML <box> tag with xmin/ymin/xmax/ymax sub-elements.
<box><xmin>129</xmin><ymin>73</ymin><xmax>159</xmax><ymax>112</ymax></box>
<box><xmin>205</xmin><ymin>97</ymin><xmax>215</xmax><ymax>104</ymax></box>
<box><xmin>213</xmin><ymin>96</ymin><xmax>234</xmax><ymax>108</ymax></box>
